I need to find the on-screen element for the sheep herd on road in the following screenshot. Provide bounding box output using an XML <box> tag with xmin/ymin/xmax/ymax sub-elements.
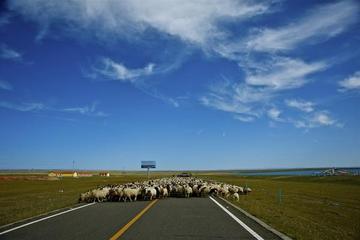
<box><xmin>79</xmin><ymin>177</ymin><xmax>252</xmax><ymax>203</ymax></box>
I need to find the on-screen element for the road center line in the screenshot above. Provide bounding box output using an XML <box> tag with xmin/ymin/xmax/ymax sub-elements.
<box><xmin>109</xmin><ymin>199</ymin><xmax>158</xmax><ymax>240</ymax></box>
<box><xmin>0</xmin><ymin>202</ymin><xmax>96</xmax><ymax>236</ymax></box>
<box><xmin>209</xmin><ymin>196</ymin><xmax>264</xmax><ymax>240</ymax></box>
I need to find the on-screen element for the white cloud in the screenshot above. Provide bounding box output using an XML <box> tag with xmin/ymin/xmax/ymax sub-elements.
<box><xmin>0</xmin><ymin>102</ymin><xmax>44</xmax><ymax>112</ymax></box>
<box><xmin>201</xmin><ymin>76</ymin><xmax>342</xmax><ymax>129</ymax></box>
<box><xmin>246</xmin><ymin>1</ymin><xmax>358</xmax><ymax>52</ymax></box>
<box><xmin>200</xmin><ymin>81</ymin><xmax>272</xmax><ymax>118</ymax></box>
<box><xmin>136</xmin><ymin>85</ymin><xmax>180</xmax><ymax>108</ymax></box>
<box><xmin>267</xmin><ymin>107</ymin><xmax>282</xmax><ymax>121</ymax></box>
<box><xmin>94</xmin><ymin>58</ymin><xmax>155</xmax><ymax>82</ymax></box>
<box><xmin>0</xmin><ymin>101</ymin><xmax>107</xmax><ymax>117</ymax></box>
<box><xmin>126</xmin><ymin>0</ymin><xmax>270</xmax><ymax>45</ymax></box>
<box><xmin>339</xmin><ymin>71</ymin><xmax>360</xmax><ymax>90</ymax></box>
<box><xmin>0</xmin><ymin>45</ymin><xmax>22</xmax><ymax>61</ymax></box>
<box><xmin>285</xmin><ymin>99</ymin><xmax>315</xmax><ymax>112</ymax></box>
<box><xmin>234</xmin><ymin>115</ymin><xmax>255</xmax><ymax>122</ymax></box>
<box><xmin>92</xmin><ymin>57</ymin><xmax>180</xmax><ymax>107</ymax></box>
<box><xmin>242</xmin><ymin>56</ymin><xmax>327</xmax><ymax>90</ymax></box>
<box><xmin>292</xmin><ymin>111</ymin><xmax>341</xmax><ymax>129</ymax></box>
<box><xmin>312</xmin><ymin>112</ymin><xmax>335</xmax><ymax>126</ymax></box>
<box><xmin>9</xmin><ymin>0</ymin><xmax>271</xmax><ymax>47</ymax></box>
<box><xmin>0</xmin><ymin>80</ymin><xmax>13</xmax><ymax>91</ymax></box>
<box><xmin>62</xmin><ymin>103</ymin><xmax>108</xmax><ymax>117</ymax></box>
<box><xmin>200</xmin><ymin>94</ymin><xmax>253</xmax><ymax>116</ymax></box>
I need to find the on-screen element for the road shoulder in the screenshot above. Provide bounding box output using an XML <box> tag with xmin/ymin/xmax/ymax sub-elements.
<box><xmin>215</xmin><ymin>196</ymin><xmax>292</xmax><ymax>240</ymax></box>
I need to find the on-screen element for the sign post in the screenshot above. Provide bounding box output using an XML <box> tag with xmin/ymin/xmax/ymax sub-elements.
<box><xmin>141</xmin><ymin>161</ymin><xmax>156</xmax><ymax>179</ymax></box>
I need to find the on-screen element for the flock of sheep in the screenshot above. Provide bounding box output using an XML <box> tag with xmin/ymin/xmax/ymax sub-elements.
<box><xmin>79</xmin><ymin>177</ymin><xmax>252</xmax><ymax>203</ymax></box>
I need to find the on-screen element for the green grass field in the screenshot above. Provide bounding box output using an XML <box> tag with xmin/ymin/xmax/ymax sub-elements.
<box><xmin>1</xmin><ymin>173</ymin><xmax>359</xmax><ymax>240</ymax></box>
<box><xmin>199</xmin><ymin>174</ymin><xmax>360</xmax><ymax>240</ymax></box>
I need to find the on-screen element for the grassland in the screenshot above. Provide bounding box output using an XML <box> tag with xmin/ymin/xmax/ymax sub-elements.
<box><xmin>1</xmin><ymin>173</ymin><xmax>359</xmax><ymax>240</ymax></box>
<box><xmin>0</xmin><ymin>173</ymin><xmax>169</xmax><ymax>226</ymax></box>
<box><xmin>199</xmin><ymin>174</ymin><xmax>360</xmax><ymax>240</ymax></box>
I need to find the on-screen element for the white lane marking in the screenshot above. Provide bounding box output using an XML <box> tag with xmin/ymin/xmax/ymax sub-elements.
<box><xmin>209</xmin><ymin>196</ymin><xmax>264</xmax><ymax>240</ymax></box>
<box><xmin>0</xmin><ymin>202</ymin><xmax>96</xmax><ymax>236</ymax></box>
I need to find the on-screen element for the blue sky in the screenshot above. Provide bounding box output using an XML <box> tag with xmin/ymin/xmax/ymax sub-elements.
<box><xmin>0</xmin><ymin>0</ymin><xmax>359</xmax><ymax>170</ymax></box>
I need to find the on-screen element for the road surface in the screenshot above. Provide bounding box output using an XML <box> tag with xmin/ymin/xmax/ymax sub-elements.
<box><xmin>0</xmin><ymin>197</ymin><xmax>282</xmax><ymax>240</ymax></box>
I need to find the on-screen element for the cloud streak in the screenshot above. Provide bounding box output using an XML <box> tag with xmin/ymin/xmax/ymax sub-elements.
<box><xmin>242</xmin><ymin>56</ymin><xmax>327</xmax><ymax>90</ymax></box>
<box><xmin>62</xmin><ymin>102</ymin><xmax>108</xmax><ymax>117</ymax></box>
<box><xmin>0</xmin><ymin>44</ymin><xmax>22</xmax><ymax>61</ymax></box>
<box><xmin>233</xmin><ymin>115</ymin><xmax>255</xmax><ymax>122</ymax></box>
<box><xmin>91</xmin><ymin>57</ymin><xmax>182</xmax><ymax>107</ymax></box>
<box><xmin>200</xmin><ymin>77</ymin><xmax>342</xmax><ymax>129</ymax></box>
<box><xmin>285</xmin><ymin>99</ymin><xmax>315</xmax><ymax>112</ymax></box>
<box><xmin>292</xmin><ymin>111</ymin><xmax>341</xmax><ymax>129</ymax></box>
<box><xmin>200</xmin><ymin>80</ymin><xmax>272</xmax><ymax>119</ymax></box>
<box><xmin>245</xmin><ymin>1</ymin><xmax>358</xmax><ymax>52</ymax></box>
<box><xmin>0</xmin><ymin>102</ymin><xmax>44</xmax><ymax>112</ymax></box>
<box><xmin>0</xmin><ymin>101</ymin><xmax>108</xmax><ymax>117</ymax></box>
<box><xmin>94</xmin><ymin>58</ymin><xmax>155</xmax><ymax>82</ymax></box>
<box><xmin>0</xmin><ymin>80</ymin><xmax>13</xmax><ymax>91</ymax></box>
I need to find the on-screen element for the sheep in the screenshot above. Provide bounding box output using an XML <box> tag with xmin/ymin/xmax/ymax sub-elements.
<box><xmin>79</xmin><ymin>191</ymin><xmax>93</xmax><ymax>203</ymax></box>
<box><xmin>230</xmin><ymin>192</ymin><xmax>240</xmax><ymax>201</ymax></box>
<box><xmin>92</xmin><ymin>187</ymin><xmax>110</xmax><ymax>202</ymax></box>
<box><xmin>107</xmin><ymin>186</ymin><xmax>123</xmax><ymax>201</ymax></box>
<box><xmin>192</xmin><ymin>185</ymin><xmax>200</xmax><ymax>197</ymax></box>
<box><xmin>228</xmin><ymin>186</ymin><xmax>238</xmax><ymax>194</ymax></box>
<box><xmin>218</xmin><ymin>187</ymin><xmax>229</xmax><ymax>198</ymax></box>
<box><xmin>199</xmin><ymin>186</ymin><xmax>210</xmax><ymax>197</ymax></box>
<box><xmin>244</xmin><ymin>187</ymin><xmax>252</xmax><ymax>194</ymax></box>
<box><xmin>143</xmin><ymin>187</ymin><xmax>157</xmax><ymax>200</ymax></box>
<box><xmin>78</xmin><ymin>177</ymin><xmax>252</xmax><ymax>203</ymax></box>
<box><xmin>123</xmin><ymin>188</ymin><xmax>140</xmax><ymax>202</ymax></box>
<box><xmin>184</xmin><ymin>186</ymin><xmax>192</xmax><ymax>198</ymax></box>
<box><xmin>160</xmin><ymin>187</ymin><xmax>168</xmax><ymax>198</ymax></box>
<box><xmin>237</xmin><ymin>186</ymin><xmax>244</xmax><ymax>195</ymax></box>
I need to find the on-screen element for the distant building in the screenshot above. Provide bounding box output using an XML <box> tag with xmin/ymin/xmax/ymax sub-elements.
<box><xmin>48</xmin><ymin>171</ymin><xmax>94</xmax><ymax>177</ymax></box>
<box><xmin>77</xmin><ymin>172</ymin><xmax>93</xmax><ymax>177</ymax></box>
<box><xmin>48</xmin><ymin>171</ymin><xmax>78</xmax><ymax>178</ymax></box>
<box><xmin>99</xmin><ymin>172</ymin><xmax>110</xmax><ymax>177</ymax></box>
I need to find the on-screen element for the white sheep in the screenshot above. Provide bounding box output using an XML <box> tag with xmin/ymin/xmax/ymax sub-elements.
<box><xmin>160</xmin><ymin>187</ymin><xmax>168</xmax><ymax>198</ymax></box>
<box><xmin>144</xmin><ymin>187</ymin><xmax>157</xmax><ymax>200</ymax></box>
<box><xmin>244</xmin><ymin>187</ymin><xmax>252</xmax><ymax>194</ymax></box>
<box><xmin>184</xmin><ymin>186</ymin><xmax>192</xmax><ymax>198</ymax></box>
<box><xmin>123</xmin><ymin>188</ymin><xmax>140</xmax><ymax>202</ymax></box>
<box><xmin>92</xmin><ymin>187</ymin><xmax>110</xmax><ymax>202</ymax></box>
<box><xmin>231</xmin><ymin>192</ymin><xmax>240</xmax><ymax>201</ymax></box>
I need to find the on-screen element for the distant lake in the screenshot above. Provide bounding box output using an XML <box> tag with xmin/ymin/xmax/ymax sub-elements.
<box><xmin>234</xmin><ymin>168</ymin><xmax>360</xmax><ymax>176</ymax></box>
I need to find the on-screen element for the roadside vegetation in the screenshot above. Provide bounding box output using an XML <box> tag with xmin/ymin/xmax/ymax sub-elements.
<box><xmin>199</xmin><ymin>174</ymin><xmax>360</xmax><ymax>240</ymax></box>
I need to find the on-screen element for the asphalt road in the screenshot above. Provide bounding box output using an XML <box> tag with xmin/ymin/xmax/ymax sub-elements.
<box><xmin>0</xmin><ymin>197</ymin><xmax>282</xmax><ymax>240</ymax></box>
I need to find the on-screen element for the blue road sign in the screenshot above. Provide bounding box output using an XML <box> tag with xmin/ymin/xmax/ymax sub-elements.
<box><xmin>141</xmin><ymin>161</ymin><xmax>156</xmax><ymax>168</ymax></box>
